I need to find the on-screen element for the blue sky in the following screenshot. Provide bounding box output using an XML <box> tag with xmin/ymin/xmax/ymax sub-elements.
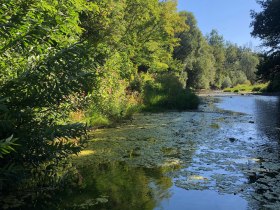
<box><xmin>177</xmin><ymin>0</ymin><xmax>262</xmax><ymax>49</ymax></box>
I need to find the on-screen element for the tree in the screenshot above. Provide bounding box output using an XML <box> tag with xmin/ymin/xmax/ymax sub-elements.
<box><xmin>251</xmin><ymin>0</ymin><xmax>280</xmax><ymax>51</ymax></box>
<box><xmin>207</xmin><ymin>29</ymin><xmax>226</xmax><ymax>88</ymax></box>
<box><xmin>79</xmin><ymin>0</ymin><xmax>188</xmax><ymax>122</ymax></box>
<box><xmin>120</xmin><ymin>0</ymin><xmax>187</xmax><ymax>73</ymax></box>
<box><xmin>239</xmin><ymin>49</ymin><xmax>259</xmax><ymax>83</ymax></box>
<box><xmin>0</xmin><ymin>0</ymin><xmax>97</xmax><ymax>190</ymax></box>
<box><xmin>174</xmin><ymin>12</ymin><xmax>215</xmax><ymax>89</ymax></box>
<box><xmin>256</xmin><ymin>51</ymin><xmax>280</xmax><ymax>90</ymax></box>
<box><xmin>251</xmin><ymin>0</ymin><xmax>280</xmax><ymax>90</ymax></box>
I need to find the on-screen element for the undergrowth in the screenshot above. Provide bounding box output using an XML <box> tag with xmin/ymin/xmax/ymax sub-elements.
<box><xmin>71</xmin><ymin>73</ymin><xmax>200</xmax><ymax>127</ymax></box>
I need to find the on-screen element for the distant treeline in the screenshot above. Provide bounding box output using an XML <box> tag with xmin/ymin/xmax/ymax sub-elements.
<box><xmin>174</xmin><ymin>12</ymin><xmax>259</xmax><ymax>90</ymax></box>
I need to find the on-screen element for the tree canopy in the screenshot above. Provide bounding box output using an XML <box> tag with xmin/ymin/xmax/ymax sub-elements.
<box><xmin>251</xmin><ymin>0</ymin><xmax>280</xmax><ymax>51</ymax></box>
<box><xmin>251</xmin><ymin>0</ymin><xmax>280</xmax><ymax>91</ymax></box>
<box><xmin>174</xmin><ymin>14</ymin><xmax>259</xmax><ymax>89</ymax></box>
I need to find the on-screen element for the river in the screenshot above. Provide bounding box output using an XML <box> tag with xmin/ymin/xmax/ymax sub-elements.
<box><xmin>44</xmin><ymin>95</ymin><xmax>280</xmax><ymax>209</ymax></box>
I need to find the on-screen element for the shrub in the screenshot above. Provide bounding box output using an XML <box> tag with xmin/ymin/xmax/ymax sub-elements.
<box><xmin>143</xmin><ymin>73</ymin><xmax>199</xmax><ymax>110</ymax></box>
<box><xmin>221</xmin><ymin>77</ymin><xmax>232</xmax><ymax>89</ymax></box>
<box><xmin>128</xmin><ymin>75</ymin><xmax>144</xmax><ymax>92</ymax></box>
<box><xmin>267</xmin><ymin>74</ymin><xmax>280</xmax><ymax>92</ymax></box>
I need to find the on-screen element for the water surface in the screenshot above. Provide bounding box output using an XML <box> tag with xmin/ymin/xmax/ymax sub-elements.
<box><xmin>37</xmin><ymin>95</ymin><xmax>280</xmax><ymax>209</ymax></box>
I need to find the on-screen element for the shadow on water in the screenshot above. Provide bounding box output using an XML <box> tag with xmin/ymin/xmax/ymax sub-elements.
<box><xmin>50</xmin><ymin>161</ymin><xmax>174</xmax><ymax>210</ymax></box>
<box><xmin>251</xmin><ymin>96</ymin><xmax>280</xmax><ymax>209</ymax></box>
<box><xmin>254</xmin><ymin>96</ymin><xmax>280</xmax><ymax>141</ymax></box>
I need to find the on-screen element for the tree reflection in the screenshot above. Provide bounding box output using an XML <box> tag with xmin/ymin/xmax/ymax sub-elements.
<box><xmin>54</xmin><ymin>161</ymin><xmax>173</xmax><ymax>210</ymax></box>
<box><xmin>249</xmin><ymin>96</ymin><xmax>280</xmax><ymax>210</ymax></box>
<box><xmin>45</xmin><ymin>111</ymin><xmax>197</xmax><ymax>210</ymax></box>
<box><xmin>255</xmin><ymin>96</ymin><xmax>280</xmax><ymax>141</ymax></box>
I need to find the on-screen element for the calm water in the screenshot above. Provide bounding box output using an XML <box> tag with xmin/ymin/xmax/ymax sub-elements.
<box><xmin>24</xmin><ymin>95</ymin><xmax>280</xmax><ymax>210</ymax></box>
<box><xmin>216</xmin><ymin>95</ymin><xmax>280</xmax><ymax>141</ymax></box>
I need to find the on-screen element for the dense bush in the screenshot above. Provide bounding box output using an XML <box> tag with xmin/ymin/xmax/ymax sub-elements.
<box><xmin>266</xmin><ymin>73</ymin><xmax>280</xmax><ymax>92</ymax></box>
<box><xmin>221</xmin><ymin>77</ymin><xmax>232</xmax><ymax>89</ymax></box>
<box><xmin>0</xmin><ymin>0</ymin><xmax>96</xmax><ymax>193</ymax></box>
<box><xmin>143</xmin><ymin>74</ymin><xmax>199</xmax><ymax>110</ymax></box>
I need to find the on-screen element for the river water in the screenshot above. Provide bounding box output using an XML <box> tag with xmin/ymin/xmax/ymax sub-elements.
<box><xmin>50</xmin><ymin>95</ymin><xmax>280</xmax><ymax>210</ymax></box>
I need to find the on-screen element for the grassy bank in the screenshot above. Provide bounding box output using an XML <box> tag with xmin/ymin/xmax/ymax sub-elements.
<box><xmin>223</xmin><ymin>83</ymin><xmax>268</xmax><ymax>93</ymax></box>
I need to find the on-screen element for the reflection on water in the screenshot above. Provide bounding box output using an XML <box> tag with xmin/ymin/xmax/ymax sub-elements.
<box><xmin>156</xmin><ymin>188</ymin><xmax>247</xmax><ymax>210</ymax></box>
<box><xmin>19</xmin><ymin>95</ymin><xmax>280</xmax><ymax>210</ymax></box>
<box><xmin>54</xmin><ymin>162</ymin><xmax>173</xmax><ymax>210</ymax></box>
<box><xmin>254</xmin><ymin>96</ymin><xmax>280</xmax><ymax>141</ymax></box>
<box><xmin>52</xmin><ymin>161</ymin><xmax>247</xmax><ymax>210</ymax></box>
<box><xmin>51</xmin><ymin>112</ymin><xmax>198</xmax><ymax>210</ymax></box>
